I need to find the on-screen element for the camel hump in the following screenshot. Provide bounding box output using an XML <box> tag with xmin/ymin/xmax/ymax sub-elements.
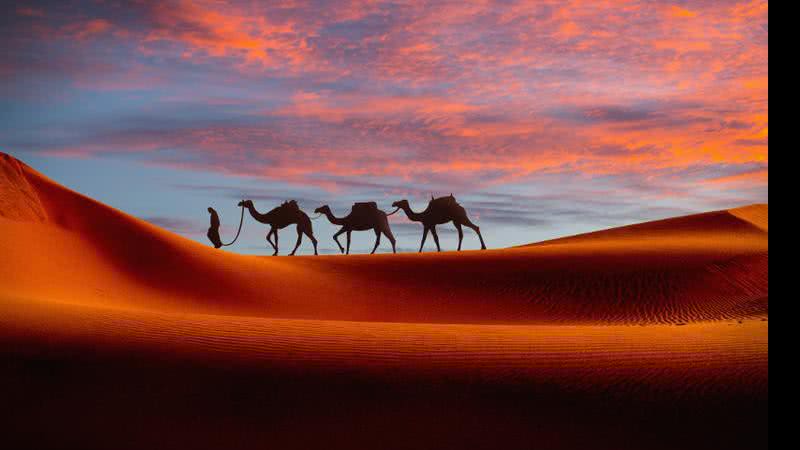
<box><xmin>281</xmin><ymin>200</ymin><xmax>300</xmax><ymax>210</ymax></box>
<box><xmin>429</xmin><ymin>195</ymin><xmax>460</xmax><ymax>209</ymax></box>
<box><xmin>352</xmin><ymin>201</ymin><xmax>379</xmax><ymax>214</ymax></box>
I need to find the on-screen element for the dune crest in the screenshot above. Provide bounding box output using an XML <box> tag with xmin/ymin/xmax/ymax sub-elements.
<box><xmin>0</xmin><ymin>153</ymin><xmax>48</xmax><ymax>222</ymax></box>
<box><xmin>729</xmin><ymin>203</ymin><xmax>769</xmax><ymax>231</ymax></box>
<box><xmin>526</xmin><ymin>205</ymin><xmax>767</xmax><ymax>247</ymax></box>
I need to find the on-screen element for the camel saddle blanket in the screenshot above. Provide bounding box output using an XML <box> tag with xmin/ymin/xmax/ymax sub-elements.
<box><xmin>430</xmin><ymin>195</ymin><xmax>460</xmax><ymax>209</ymax></box>
<box><xmin>352</xmin><ymin>202</ymin><xmax>379</xmax><ymax>214</ymax></box>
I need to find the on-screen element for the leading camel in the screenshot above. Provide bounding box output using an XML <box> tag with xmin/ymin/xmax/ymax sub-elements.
<box><xmin>391</xmin><ymin>195</ymin><xmax>486</xmax><ymax>252</ymax></box>
<box><xmin>238</xmin><ymin>200</ymin><xmax>318</xmax><ymax>256</ymax></box>
<box><xmin>314</xmin><ymin>202</ymin><xmax>397</xmax><ymax>254</ymax></box>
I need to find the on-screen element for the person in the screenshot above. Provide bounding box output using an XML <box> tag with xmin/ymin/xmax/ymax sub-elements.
<box><xmin>207</xmin><ymin>207</ymin><xmax>223</xmax><ymax>248</ymax></box>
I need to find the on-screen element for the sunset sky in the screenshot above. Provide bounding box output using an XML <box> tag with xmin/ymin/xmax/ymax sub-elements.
<box><xmin>2</xmin><ymin>0</ymin><xmax>768</xmax><ymax>253</ymax></box>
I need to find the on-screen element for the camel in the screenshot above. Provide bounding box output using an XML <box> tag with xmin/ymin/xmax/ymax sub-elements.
<box><xmin>314</xmin><ymin>202</ymin><xmax>397</xmax><ymax>254</ymax></box>
<box><xmin>238</xmin><ymin>200</ymin><xmax>318</xmax><ymax>256</ymax></box>
<box><xmin>391</xmin><ymin>195</ymin><xmax>486</xmax><ymax>252</ymax></box>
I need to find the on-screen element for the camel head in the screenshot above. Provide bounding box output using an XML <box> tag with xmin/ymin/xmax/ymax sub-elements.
<box><xmin>314</xmin><ymin>205</ymin><xmax>331</xmax><ymax>215</ymax></box>
<box><xmin>238</xmin><ymin>199</ymin><xmax>253</xmax><ymax>208</ymax></box>
<box><xmin>391</xmin><ymin>199</ymin><xmax>409</xmax><ymax>209</ymax></box>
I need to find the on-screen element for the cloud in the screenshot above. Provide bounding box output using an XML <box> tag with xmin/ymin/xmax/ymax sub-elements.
<box><xmin>1</xmin><ymin>0</ymin><xmax>768</xmax><ymax>211</ymax></box>
<box><xmin>65</xmin><ymin>18</ymin><xmax>112</xmax><ymax>40</ymax></box>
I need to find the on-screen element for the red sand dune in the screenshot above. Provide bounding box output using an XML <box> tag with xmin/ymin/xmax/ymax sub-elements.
<box><xmin>0</xmin><ymin>152</ymin><xmax>768</xmax><ymax>449</ymax></box>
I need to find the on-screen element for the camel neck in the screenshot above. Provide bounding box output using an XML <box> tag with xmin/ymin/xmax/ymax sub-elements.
<box><xmin>401</xmin><ymin>205</ymin><xmax>424</xmax><ymax>222</ymax></box>
<box><xmin>246</xmin><ymin>204</ymin><xmax>270</xmax><ymax>223</ymax></box>
<box><xmin>324</xmin><ymin>209</ymin><xmax>346</xmax><ymax>226</ymax></box>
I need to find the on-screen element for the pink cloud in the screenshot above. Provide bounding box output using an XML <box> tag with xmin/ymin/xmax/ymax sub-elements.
<box><xmin>65</xmin><ymin>18</ymin><xmax>112</xmax><ymax>40</ymax></box>
<box><xmin>5</xmin><ymin>0</ymin><xmax>768</xmax><ymax>197</ymax></box>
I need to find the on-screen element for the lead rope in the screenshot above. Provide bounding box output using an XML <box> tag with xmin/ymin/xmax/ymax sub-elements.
<box><xmin>221</xmin><ymin>204</ymin><xmax>246</xmax><ymax>247</ymax></box>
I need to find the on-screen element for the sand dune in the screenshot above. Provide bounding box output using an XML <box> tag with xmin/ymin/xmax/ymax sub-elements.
<box><xmin>0</xmin><ymin>153</ymin><xmax>767</xmax><ymax>324</ymax></box>
<box><xmin>0</xmin><ymin>152</ymin><xmax>768</xmax><ymax>449</ymax></box>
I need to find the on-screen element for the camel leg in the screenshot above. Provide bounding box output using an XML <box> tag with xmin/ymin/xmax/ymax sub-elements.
<box><xmin>463</xmin><ymin>218</ymin><xmax>486</xmax><ymax>250</ymax></box>
<box><xmin>305</xmin><ymin>229</ymin><xmax>318</xmax><ymax>255</ymax></box>
<box><xmin>290</xmin><ymin>227</ymin><xmax>303</xmax><ymax>256</ymax></box>
<box><xmin>384</xmin><ymin>229</ymin><xmax>397</xmax><ymax>254</ymax></box>
<box><xmin>419</xmin><ymin>227</ymin><xmax>429</xmax><ymax>253</ymax></box>
<box><xmin>346</xmin><ymin>231</ymin><xmax>352</xmax><ymax>255</ymax></box>
<box><xmin>333</xmin><ymin>228</ymin><xmax>346</xmax><ymax>254</ymax></box>
<box><xmin>273</xmin><ymin>229</ymin><xmax>279</xmax><ymax>256</ymax></box>
<box><xmin>266</xmin><ymin>228</ymin><xmax>277</xmax><ymax>255</ymax></box>
<box><xmin>454</xmin><ymin>222</ymin><xmax>464</xmax><ymax>251</ymax></box>
<box><xmin>371</xmin><ymin>229</ymin><xmax>382</xmax><ymax>254</ymax></box>
<box><xmin>430</xmin><ymin>226</ymin><xmax>441</xmax><ymax>252</ymax></box>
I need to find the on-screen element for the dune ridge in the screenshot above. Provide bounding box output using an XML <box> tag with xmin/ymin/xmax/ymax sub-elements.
<box><xmin>0</xmin><ymin>153</ymin><xmax>48</xmax><ymax>222</ymax></box>
<box><xmin>729</xmin><ymin>203</ymin><xmax>769</xmax><ymax>231</ymax></box>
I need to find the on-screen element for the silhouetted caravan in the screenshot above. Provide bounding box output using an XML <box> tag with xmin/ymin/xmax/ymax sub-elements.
<box><xmin>392</xmin><ymin>194</ymin><xmax>486</xmax><ymax>252</ymax></box>
<box><xmin>314</xmin><ymin>202</ymin><xmax>397</xmax><ymax>254</ymax></box>
<box><xmin>238</xmin><ymin>200</ymin><xmax>318</xmax><ymax>256</ymax></box>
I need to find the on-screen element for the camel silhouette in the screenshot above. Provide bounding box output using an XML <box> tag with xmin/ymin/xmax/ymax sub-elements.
<box><xmin>314</xmin><ymin>202</ymin><xmax>397</xmax><ymax>254</ymax></box>
<box><xmin>238</xmin><ymin>200</ymin><xmax>318</xmax><ymax>256</ymax></box>
<box><xmin>392</xmin><ymin>195</ymin><xmax>486</xmax><ymax>252</ymax></box>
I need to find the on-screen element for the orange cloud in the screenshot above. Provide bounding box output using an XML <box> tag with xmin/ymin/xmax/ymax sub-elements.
<box><xmin>66</xmin><ymin>18</ymin><xmax>112</xmax><ymax>40</ymax></box>
<box><xmin>141</xmin><ymin>0</ymin><xmax>312</xmax><ymax>68</ymax></box>
<box><xmin>669</xmin><ymin>6</ymin><xmax>698</xmax><ymax>19</ymax></box>
<box><xmin>4</xmin><ymin>0</ymin><xmax>768</xmax><ymax>198</ymax></box>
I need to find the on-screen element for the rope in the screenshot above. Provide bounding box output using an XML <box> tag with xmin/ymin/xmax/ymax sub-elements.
<box><xmin>386</xmin><ymin>207</ymin><xmax>401</xmax><ymax>216</ymax></box>
<box><xmin>221</xmin><ymin>204</ymin><xmax>246</xmax><ymax>246</ymax></box>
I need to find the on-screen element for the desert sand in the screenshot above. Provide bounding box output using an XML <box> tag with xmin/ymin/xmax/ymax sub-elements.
<box><xmin>1</xmin><ymin>152</ymin><xmax>768</xmax><ymax>449</ymax></box>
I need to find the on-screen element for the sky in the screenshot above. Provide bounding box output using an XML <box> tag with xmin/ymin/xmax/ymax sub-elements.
<box><xmin>2</xmin><ymin>0</ymin><xmax>768</xmax><ymax>254</ymax></box>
